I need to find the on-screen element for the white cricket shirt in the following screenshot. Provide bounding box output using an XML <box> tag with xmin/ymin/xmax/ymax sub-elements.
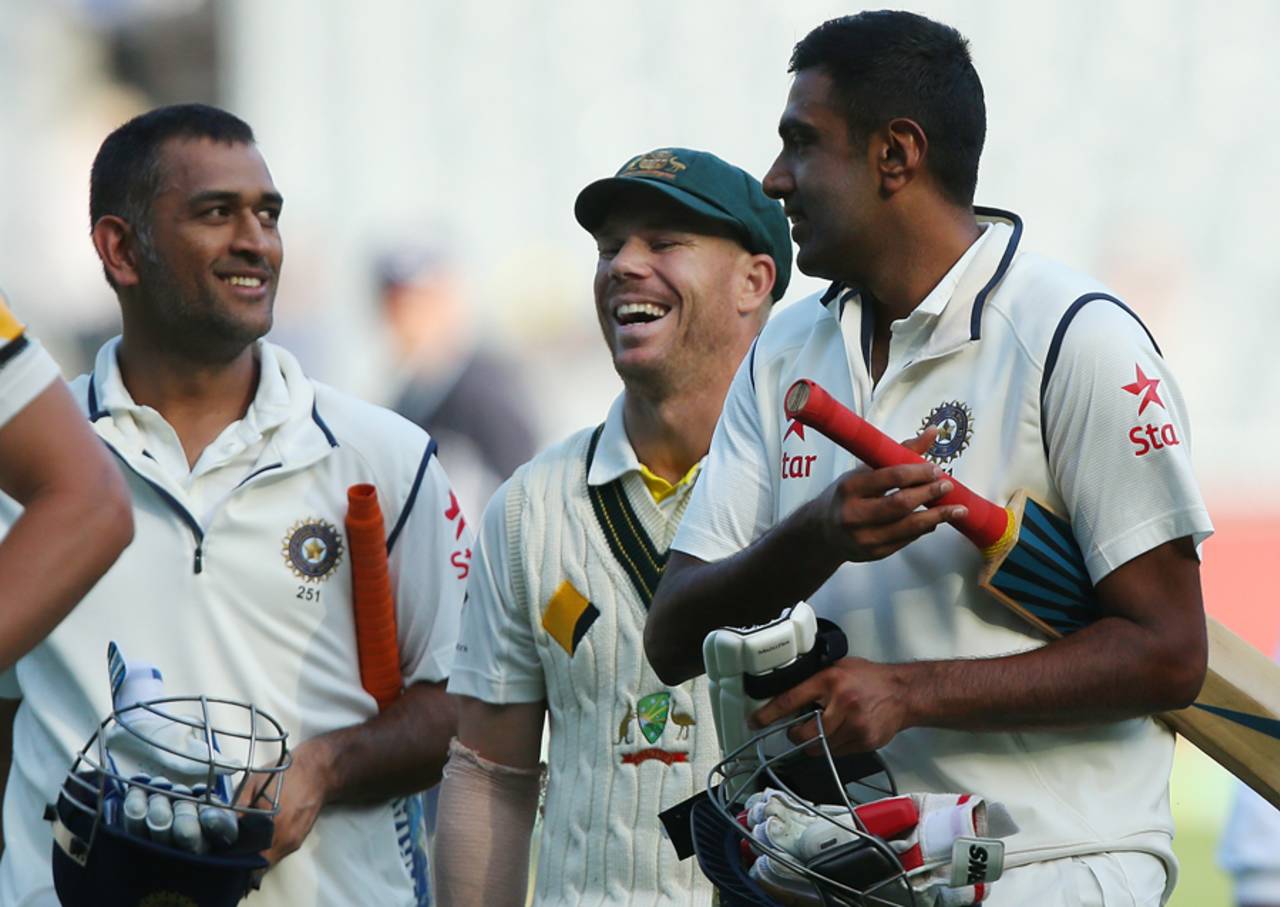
<box><xmin>673</xmin><ymin>210</ymin><xmax>1213</xmax><ymax>897</ymax></box>
<box><xmin>450</xmin><ymin>394</ymin><xmax>719</xmax><ymax>906</ymax></box>
<box><xmin>0</xmin><ymin>338</ymin><xmax>469</xmax><ymax>907</ymax></box>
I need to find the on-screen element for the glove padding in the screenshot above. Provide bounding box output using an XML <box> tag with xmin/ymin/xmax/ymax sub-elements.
<box><xmin>102</xmin><ymin>643</ymin><xmax>243</xmax><ymax>855</ymax></box>
<box><xmin>104</xmin><ymin>641</ymin><xmax>241</xmax><ymax>786</ymax></box>
<box><xmin>117</xmin><ymin>773</ymin><xmax>241</xmax><ymax>854</ymax></box>
<box><xmin>741</xmin><ymin>788</ymin><xmax>1018</xmax><ymax>907</ymax></box>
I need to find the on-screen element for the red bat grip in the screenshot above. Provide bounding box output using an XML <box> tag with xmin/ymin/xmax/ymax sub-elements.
<box><xmin>346</xmin><ymin>483</ymin><xmax>402</xmax><ymax>712</ymax></box>
<box><xmin>783</xmin><ymin>379</ymin><xmax>1010</xmax><ymax>552</ymax></box>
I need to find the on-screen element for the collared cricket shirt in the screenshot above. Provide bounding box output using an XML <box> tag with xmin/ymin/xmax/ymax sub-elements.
<box><xmin>673</xmin><ymin>210</ymin><xmax>1213</xmax><ymax>895</ymax></box>
<box><xmin>450</xmin><ymin>394</ymin><xmax>719</xmax><ymax>906</ymax></box>
<box><xmin>0</xmin><ymin>338</ymin><xmax>469</xmax><ymax>907</ymax></box>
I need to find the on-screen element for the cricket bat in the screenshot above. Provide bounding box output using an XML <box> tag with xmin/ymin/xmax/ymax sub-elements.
<box><xmin>783</xmin><ymin>378</ymin><xmax>1280</xmax><ymax>811</ymax></box>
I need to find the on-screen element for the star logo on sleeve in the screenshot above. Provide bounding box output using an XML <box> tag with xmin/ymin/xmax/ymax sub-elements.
<box><xmin>1122</xmin><ymin>364</ymin><xmax>1165</xmax><ymax>416</ymax></box>
<box><xmin>783</xmin><ymin>420</ymin><xmax>806</xmax><ymax>442</ymax></box>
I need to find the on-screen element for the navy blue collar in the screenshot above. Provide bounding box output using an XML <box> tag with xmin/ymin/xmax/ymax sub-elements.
<box><xmin>820</xmin><ymin>206</ymin><xmax>1023</xmax><ymax>343</ymax></box>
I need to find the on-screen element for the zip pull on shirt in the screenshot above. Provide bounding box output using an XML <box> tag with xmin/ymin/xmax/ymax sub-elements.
<box><xmin>91</xmin><ymin>338</ymin><xmax>293</xmax><ymax>525</ymax></box>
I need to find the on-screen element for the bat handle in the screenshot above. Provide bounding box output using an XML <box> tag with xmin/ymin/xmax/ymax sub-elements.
<box><xmin>784</xmin><ymin>379</ymin><xmax>1013</xmax><ymax>555</ymax></box>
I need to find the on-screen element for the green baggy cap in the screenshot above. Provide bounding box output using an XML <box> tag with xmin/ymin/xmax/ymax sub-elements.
<box><xmin>574</xmin><ymin>148</ymin><xmax>792</xmax><ymax>301</ymax></box>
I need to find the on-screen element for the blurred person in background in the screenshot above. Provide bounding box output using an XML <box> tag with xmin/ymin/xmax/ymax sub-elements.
<box><xmin>0</xmin><ymin>290</ymin><xmax>132</xmax><ymax>672</ymax></box>
<box><xmin>377</xmin><ymin>244</ymin><xmax>537</xmax><ymax>517</ymax></box>
<box><xmin>1219</xmin><ymin>647</ymin><xmax>1280</xmax><ymax>907</ymax></box>
<box><xmin>433</xmin><ymin>147</ymin><xmax>791</xmax><ymax>906</ymax></box>
<box><xmin>1221</xmin><ymin>783</ymin><xmax>1280</xmax><ymax>907</ymax></box>
<box><xmin>0</xmin><ymin>104</ymin><xmax>467</xmax><ymax>907</ymax></box>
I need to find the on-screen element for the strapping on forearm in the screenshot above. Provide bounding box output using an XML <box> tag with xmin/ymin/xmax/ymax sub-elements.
<box><xmin>432</xmin><ymin>738</ymin><xmax>544</xmax><ymax>907</ymax></box>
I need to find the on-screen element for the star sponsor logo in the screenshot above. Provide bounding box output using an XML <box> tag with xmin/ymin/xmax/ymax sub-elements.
<box><xmin>1122</xmin><ymin>363</ymin><xmax>1180</xmax><ymax>456</ymax></box>
<box><xmin>444</xmin><ymin>490</ymin><xmax>471</xmax><ymax>580</ymax></box>
<box><xmin>282</xmin><ymin>518</ymin><xmax>344</xmax><ymax>582</ymax></box>
<box><xmin>1129</xmin><ymin>422</ymin><xmax>1181</xmax><ymax>457</ymax></box>
<box><xmin>1122</xmin><ymin>364</ymin><xmax>1165</xmax><ymax>416</ymax></box>
<box><xmin>781</xmin><ymin>419</ymin><xmax>817</xmax><ymax>479</ymax></box>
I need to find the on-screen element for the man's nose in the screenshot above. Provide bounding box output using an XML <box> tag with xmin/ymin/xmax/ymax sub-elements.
<box><xmin>609</xmin><ymin>237</ymin><xmax>651</xmax><ymax>279</ymax></box>
<box><xmin>231</xmin><ymin>212</ymin><xmax>274</xmax><ymax>260</ymax></box>
<box><xmin>762</xmin><ymin>156</ymin><xmax>792</xmax><ymax>200</ymax></box>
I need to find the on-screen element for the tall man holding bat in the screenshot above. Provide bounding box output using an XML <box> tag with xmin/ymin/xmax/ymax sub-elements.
<box><xmin>646</xmin><ymin>11</ymin><xmax>1213</xmax><ymax>905</ymax></box>
<box><xmin>435</xmin><ymin>147</ymin><xmax>791</xmax><ymax>905</ymax></box>
<box><xmin>0</xmin><ymin>104</ymin><xmax>468</xmax><ymax>906</ymax></box>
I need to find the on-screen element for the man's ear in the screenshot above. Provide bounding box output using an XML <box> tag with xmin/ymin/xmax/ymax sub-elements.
<box><xmin>876</xmin><ymin>117</ymin><xmax>928</xmax><ymax>197</ymax></box>
<box><xmin>737</xmin><ymin>253</ymin><xmax>777</xmax><ymax>315</ymax></box>
<box><xmin>90</xmin><ymin>216</ymin><xmax>145</xmax><ymax>288</ymax></box>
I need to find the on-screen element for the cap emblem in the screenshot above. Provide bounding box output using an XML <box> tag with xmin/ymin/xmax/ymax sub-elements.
<box><xmin>619</xmin><ymin>149</ymin><xmax>687</xmax><ymax>181</ymax></box>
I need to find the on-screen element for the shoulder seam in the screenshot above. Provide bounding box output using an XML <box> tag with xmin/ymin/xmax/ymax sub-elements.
<box><xmin>1038</xmin><ymin>292</ymin><xmax>1162</xmax><ymax>458</ymax></box>
<box><xmin>386</xmin><ymin>439</ymin><xmax>439</xmax><ymax>554</ymax></box>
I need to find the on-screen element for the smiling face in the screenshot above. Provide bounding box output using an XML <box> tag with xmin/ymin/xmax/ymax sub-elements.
<box><xmin>592</xmin><ymin>190</ymin><xmax>758</xmax><ymax>395</ymax></box>
<box><xmin>129</xmin><ymin>137</ymin><xmax>284</xmax><ymax>362</ymax></box>
<box><xmin>763</xmin><ymin>68</ymin><xmax>879</xmax><ymax>284</ymax></box>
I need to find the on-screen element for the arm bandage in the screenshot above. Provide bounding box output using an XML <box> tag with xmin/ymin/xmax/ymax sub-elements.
<box><xmin>432</xmin><ymin>738</ymin><xmax>544</xmax><ymax>907</ymax></box>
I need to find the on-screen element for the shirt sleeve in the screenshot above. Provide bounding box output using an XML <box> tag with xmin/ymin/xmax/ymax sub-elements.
<box><xmin>0</xmin><ymin>308</ymin><xmax>60</xmax><ymax>431</ymax></box>
<box><xmin>1042</xmin><ymin>300</ymin><xmax>1213</xmax><ymax>583</ymax></box>
<box><xmin>389</xmin><ymin>450</ymin><xmax>469</xmax><ymax>685</ymax></box>
<box><xmin>672</xmin><ymin>341</ymin><xmax>776</xmax><ymax>561</ymax></box>
<box><xmin>446</xmin><ymin>474</ymin><xmax>546</xmax><ymax>703</ymax></box>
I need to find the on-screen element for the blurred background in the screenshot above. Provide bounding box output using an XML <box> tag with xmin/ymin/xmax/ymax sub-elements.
<box><xmin>1</xmin><ymin>0</ymin><xmax>1276</xmax><ymax>902</ymax></box>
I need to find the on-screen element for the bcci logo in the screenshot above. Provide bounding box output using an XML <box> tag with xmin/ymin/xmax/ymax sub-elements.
<box><xmin>920</xmin><ymin>401</ymin><xmax>973</xmax><ymax>467</ymax></box>
<box><xmin>282</xmin><ymin>519</ymin><xmax>344</xmax><ymax>582</ymax></box>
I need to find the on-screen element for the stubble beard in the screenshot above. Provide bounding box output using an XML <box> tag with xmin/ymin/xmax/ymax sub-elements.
<box><xmin>613</xmin><ymin>309</ymin><xmax>728</xmax><ymax>405</ymax></box>
<box><xmin>134</xmin><ymin>253</ymin><xmax>273</xmax><ymax>365</ymax></box>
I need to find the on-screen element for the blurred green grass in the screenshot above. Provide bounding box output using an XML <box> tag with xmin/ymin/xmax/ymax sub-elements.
<box><xmin>1169</xmin><ymin>739</ymin><xmax>1233</xmax><ymax>906</ymax></box>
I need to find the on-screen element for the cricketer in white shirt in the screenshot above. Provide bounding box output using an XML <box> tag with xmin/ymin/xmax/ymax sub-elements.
<box><xmin>0</xmin><ymin>337</ymin><xmax>469</xmax><ymax>907</ymax></box>
<box><xmin>670</xmin><ymin>211</ymin><xmax>1213</xmax><ymax>902</ymax></box>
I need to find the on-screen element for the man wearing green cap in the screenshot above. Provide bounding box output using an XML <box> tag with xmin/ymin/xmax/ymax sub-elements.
<box><xmin>434</xmin><ymin>148</ymin><xmax>791</xmax><ymax>906</ymax></box>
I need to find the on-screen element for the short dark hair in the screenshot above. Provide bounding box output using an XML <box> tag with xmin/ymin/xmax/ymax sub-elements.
<box><xmin>790</xmin><ymin>11</ymin><xmax>986</xmax><ymax>206</ymax></box>
<box><xmin>89</xmin><ymin>103</ymin><xmax>255</xmax><ymax>241</ymax></box>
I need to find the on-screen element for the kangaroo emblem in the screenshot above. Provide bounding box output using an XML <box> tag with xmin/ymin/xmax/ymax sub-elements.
<box><xmin>616</xmin><ymin>702</ymin><xmax>634</xmax><ymax>745</ymax></box>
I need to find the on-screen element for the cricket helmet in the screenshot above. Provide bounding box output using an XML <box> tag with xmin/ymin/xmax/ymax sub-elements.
<box><xmin>49</xmin><ymin>694</ymin><xmax>290</xmax><ymax>907</ymax></box>
<box><xmin>689</xmin><ymin>604</ymin><xmax>1014</xmax><ymax>906</ymax></box>
<box><xmin>693</xmin><ymin>709</ymin><xmax>920</xmax><ymax>906</ymax></box>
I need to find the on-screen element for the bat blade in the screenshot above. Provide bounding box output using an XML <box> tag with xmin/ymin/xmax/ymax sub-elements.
<box><xmin>786</xmin><ymin>378</ymin><xmax>1280</xmax><ymax>811</ymax></box>
<box><xmin>1168</xmin><ymin>622</ymin><xmax>1280</xmax><ymax>810</ymax></box>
